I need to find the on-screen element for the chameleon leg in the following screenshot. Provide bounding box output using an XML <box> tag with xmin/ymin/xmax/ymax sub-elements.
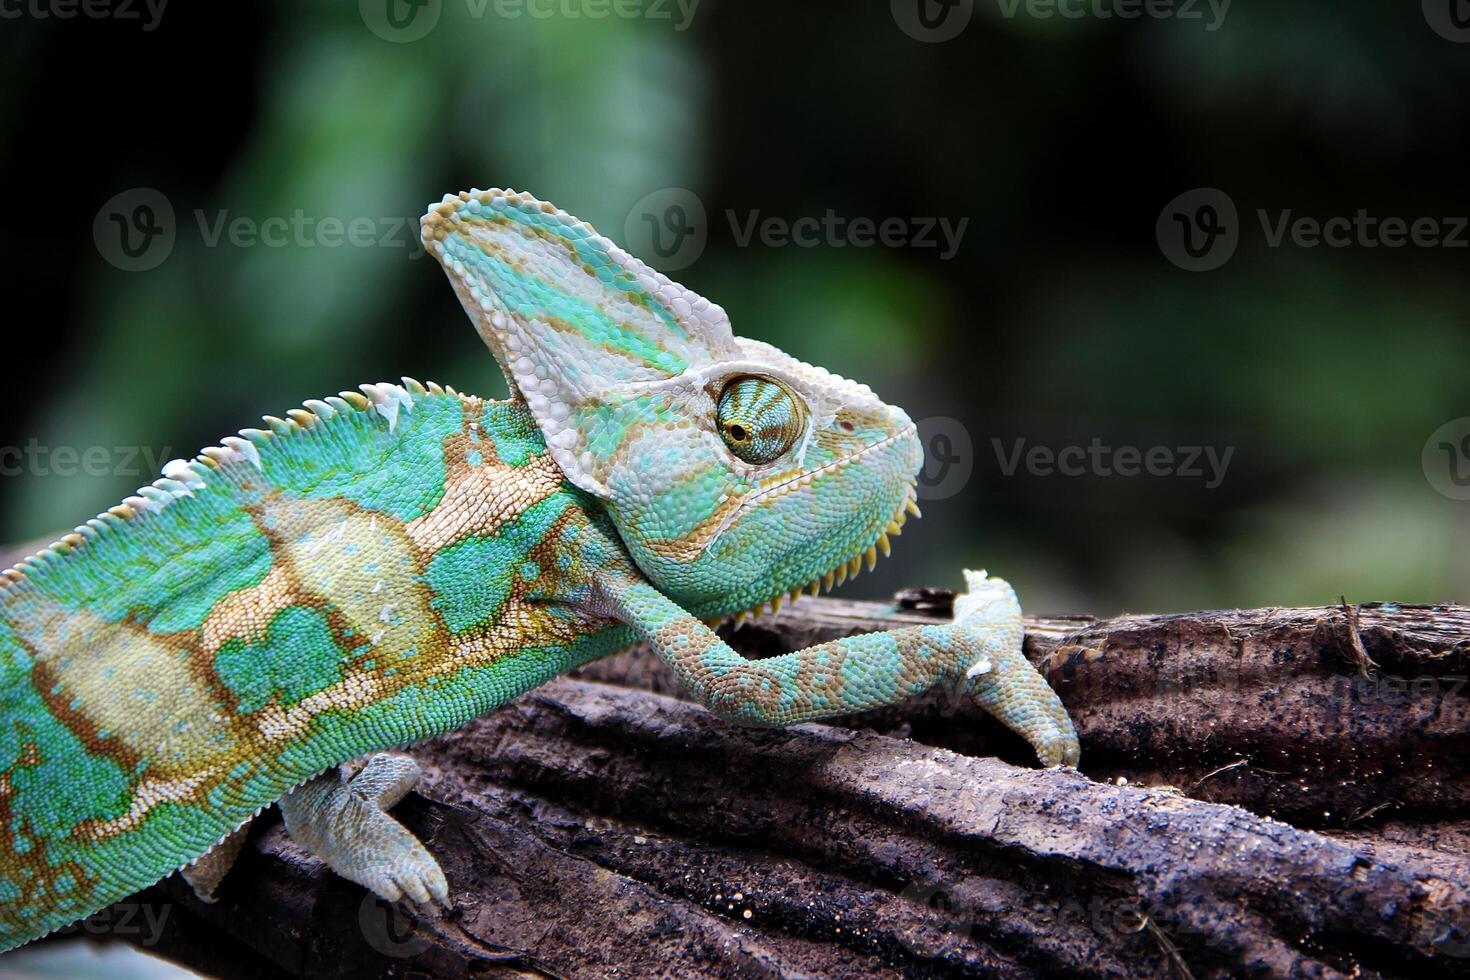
<box><xmin>179</xmin><ymin>820</ymin><xmax>252</xmax><ymax>902</ymax></box>
<box><xmin>278</xmin><ymin>753</ymin><xmax>449</xmax><ymax>910</ymax></box>
<box><xmin>594</xmin><ymin>569</ymin><xmax>1080</xmax><ymax>766</ymax></box>
<box><xmin>955</xmin><ymin>570</ymin><xmax>1080</xmax><ymax>767</ymax></box>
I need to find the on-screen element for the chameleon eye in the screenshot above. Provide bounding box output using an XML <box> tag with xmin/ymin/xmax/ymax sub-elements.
<box><xmin>715</xmin><ymin>375</ymin><xmax>807</xmax><ymax>465</ymax></box>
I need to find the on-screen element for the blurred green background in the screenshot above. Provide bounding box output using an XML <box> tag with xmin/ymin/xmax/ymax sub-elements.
<box><xmin>2</xmin><ymin>0</ymin><xmax>1468</xmax><ymax>617</ymax></box>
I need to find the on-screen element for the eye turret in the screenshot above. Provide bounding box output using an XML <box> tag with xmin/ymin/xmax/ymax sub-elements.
<box><xmin>715</xmin><ymin>376</ymin><xmax>807</xmax><ymax>465</ymax></box>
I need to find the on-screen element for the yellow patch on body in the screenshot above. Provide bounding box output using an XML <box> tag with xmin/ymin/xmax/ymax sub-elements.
<box><xmin>448</xmin><ymin>597</ymin><xmax>609</xmax><ymax>663</ymax></box>
<box><xmin>24</xmin><ymin>601</ymin><xmax>238</xmax><ymax>777</ymax></box>
<box><xmin>252</xmin><ymin>669</ymin><xmax>387</xmax><ymax>744</ymax></box>
<box><xmin>75</xmin><ymin>772</ymin><xmax>216</xmax><ymax>840</ymax></box>
<box><xmin>200</xmin><ymin>565</ymin><xmax>297</xmax><ymax>652</ymax></box>
<box><xmin>23</xmin><ymin>466</ymin><xmax>616</xmax><ymax>844</ymax></box>
<box><xmin>260</xmin><ymin>495</ymin><xmax>438</xmax><ymax>664</ymax></box>
<box><xmin>406</xmin><ymin>450</ymin><xmax>565</xmax><ymax>554</ymax></box>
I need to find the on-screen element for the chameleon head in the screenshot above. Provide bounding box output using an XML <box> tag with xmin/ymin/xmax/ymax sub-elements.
<box><xmin>580</xmin><ymin>338</ymin><xmax>923</xmax><ymax>619</ymax></box>
<box><xmin>422</xmin><ymin>188</ymin><xmax>922</xmax><ymax>618</ymax></box>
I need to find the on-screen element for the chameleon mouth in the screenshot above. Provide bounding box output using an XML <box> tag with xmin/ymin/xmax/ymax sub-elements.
<box><xmin>709</xmin><ymin>477</ymin><xmax>922</xmax><ymax>629</ymax></box>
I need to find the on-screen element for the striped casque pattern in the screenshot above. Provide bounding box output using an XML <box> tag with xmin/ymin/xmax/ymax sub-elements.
<box><xmin>420</xmin><ymin>190</ymin><xmax>924</xmax><ymax>618</ymax></box>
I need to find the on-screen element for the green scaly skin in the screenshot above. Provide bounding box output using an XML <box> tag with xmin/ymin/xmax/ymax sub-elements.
<box><xmin>0</xmin><ymin>189</ymin><xmax>1079</xmax><ymax>950</ymax></box>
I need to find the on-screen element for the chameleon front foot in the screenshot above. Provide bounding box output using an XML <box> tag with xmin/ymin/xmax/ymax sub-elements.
<box><xmin>955</xmin><ymin>570</ymin><xmax>1081</xmax><ymax>768</ymax></box>
<box><xmin>278</xmin><ymin>753</ymin><xmax>450</xmax><ymax>912</ymax></box>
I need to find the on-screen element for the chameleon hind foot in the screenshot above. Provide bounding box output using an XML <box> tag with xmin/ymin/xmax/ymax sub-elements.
<box><xmin>278</xmin><ymin>753</ymin><xmax>450</xmax><ymax>912</ymax></box>
<box><xmin>180</xmin><ymin>821</ymin><xmax>251</xmax><ymax>902</ymax></box>
<box><xmin>956</xmin><ymin>570</ymin><xmax>1081</xmax><ymax>768</ymax></box>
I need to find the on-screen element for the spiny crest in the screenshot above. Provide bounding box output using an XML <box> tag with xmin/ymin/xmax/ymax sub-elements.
<box><xmin>0</xmin><ymin>379</ymin><xmax>456</xmax><ymax>598</ymax></box>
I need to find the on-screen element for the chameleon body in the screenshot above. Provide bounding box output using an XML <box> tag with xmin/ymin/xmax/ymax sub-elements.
<box><xmin>0</xmin><ymin>189</ymin><xmax>1079</xmax><ymax>950</ymax></box>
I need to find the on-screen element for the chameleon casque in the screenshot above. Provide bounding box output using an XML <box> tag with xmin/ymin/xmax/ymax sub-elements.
<box><xmin>0</xmin><ymin>188</ymin><xmax>1079</xmax><ymax>950</ymax></box>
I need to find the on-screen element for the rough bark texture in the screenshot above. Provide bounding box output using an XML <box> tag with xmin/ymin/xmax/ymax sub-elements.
<box><xmin>26</xmin><ymin>586</ymin><xmax>1470</xmax><ymax>978</ymax></box>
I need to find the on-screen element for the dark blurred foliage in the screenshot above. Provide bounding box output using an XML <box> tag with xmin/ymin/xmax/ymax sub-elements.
<box><xmin>2</xmin><ymin>0</ymin><xmax>1468</xmax><ymax>615</ymax></box>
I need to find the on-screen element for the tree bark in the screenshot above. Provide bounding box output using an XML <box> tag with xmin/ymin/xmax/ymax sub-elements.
<box><xmin>25</xmin><ymin>585</ymin><xmax>1470</xmax><ymax>978</ymax></box>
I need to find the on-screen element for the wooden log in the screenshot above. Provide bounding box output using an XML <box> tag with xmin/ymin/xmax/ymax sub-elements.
<box><xmin>591</xmin><ymin>594</ymin><xmax>1470</xmax><ymax>828</ymax></box>
<box><xmin>21</xmin><ymin>588</ymin><xmax>1470</xmax><ymax>977</ymax></box>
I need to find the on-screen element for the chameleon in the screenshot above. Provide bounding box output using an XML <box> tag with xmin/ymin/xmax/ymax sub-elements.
<box><xmin>0</xmin><ymin>188</ymin><xmax>1079</xmax><ymax>951</ymax></box>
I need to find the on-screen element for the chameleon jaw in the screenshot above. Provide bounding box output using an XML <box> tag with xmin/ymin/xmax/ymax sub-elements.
<box><xmin>702</xmin><ymin>425</ymin><xmax>917</xmax><ymax>556</ymax></box>
<box><xmin>708</xmin><ymin>480</ymin><xmax>922</xmax><ymax>629</ymax></box>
